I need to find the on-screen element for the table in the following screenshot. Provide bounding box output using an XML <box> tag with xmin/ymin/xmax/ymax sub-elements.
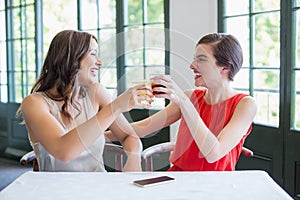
<box><xmin>0</xmin><ymin>170</ymin><xmax>292</xmax><ymax>200</ymax></box>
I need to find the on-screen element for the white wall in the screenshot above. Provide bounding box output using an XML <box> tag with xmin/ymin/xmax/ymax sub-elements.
<box><xmin>169</xmin><ymin>0</ymin><xmax>217</xmax><ymax>141</ymax></box>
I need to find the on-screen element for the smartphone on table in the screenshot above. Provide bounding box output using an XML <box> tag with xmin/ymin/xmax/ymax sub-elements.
<box><xmin>133</xmin><ymin>175</ymin><xmax>175</xmax><ymax>187</ymax></box>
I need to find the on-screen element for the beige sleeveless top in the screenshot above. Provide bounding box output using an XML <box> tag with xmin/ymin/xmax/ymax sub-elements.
<box><xmin>30</xmin><ymin>92</ymin><xmax>106</xmax><ymax>172</ymax></box>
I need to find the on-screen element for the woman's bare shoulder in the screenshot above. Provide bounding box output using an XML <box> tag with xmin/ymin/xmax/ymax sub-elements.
<box><xmin>235</xmin><ymin>95</ymin><xmax>257</xmax><ymax>115</ymax></box>
<box><xmin>22</xmin><ymin>93</ymin><xmax>49</xmax><ymax>111</ymax></box>
<box><xmin>240</xmin><ymin>94</ymin><xmax>256</xmax><ymax>103</ymax></box>
<box><xmin>22</xmin><ymin>93</ymin><xmax>41</xmax><ymax>103</ymax></box>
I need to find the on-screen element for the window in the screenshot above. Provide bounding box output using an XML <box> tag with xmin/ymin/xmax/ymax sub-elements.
<box><xmin>0</xmin><ymin>1</ymin><xmax>7</xmax><ymax>102</ymax></box>
<box><xmin>80</xmin><ymin>0</ymin><xmax>168</xmax><ymax>105</ymax></box>
<box><xmin>1</xmin><ymin>0</ymin><xmax>36</xmax><ymax>103</ymax></box>
<box><xmin>80</xmin><ymin>0</ymin><xmax>118</xmax><ymax>96</ymax></box>
<box><xmin>43</xmin><ymin>0</ymin><xmax>77</xmax><ymax>55</ymax></box>
<box><xmin>293</xmin><ymin>1</ymin><xmax>300</xmax><ymax>129</ymax></box>
<box><xmin>219</xmin><ymin>0</ymin><xmax>280</xmax><ymax>127</ymax></box>
<box><xmin>123</xmin><ymin>0</ymin><xmax>166</xmax><ymax>88</ymax></box>
<box><xmin>219</xmin><ymin>0</ymin><xmax>300</xmax><ymax>130</ymax></box>
<box><xmin>0</xmin><ymin>0</ymin><xmax>169</xmax><ymax>107</ymax></box>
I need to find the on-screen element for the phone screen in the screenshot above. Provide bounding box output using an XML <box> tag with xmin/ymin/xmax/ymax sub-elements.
<box><xmin>133</xmin><ymin>176</ymin><xmax>175</xmax><ymax>187</ymax></box>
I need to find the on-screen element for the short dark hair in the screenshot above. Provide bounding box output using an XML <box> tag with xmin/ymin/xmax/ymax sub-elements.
<box><xmin>197</xmin><ymin>33</ymin><xmax>243</xmax><ymax>81</ymax></box>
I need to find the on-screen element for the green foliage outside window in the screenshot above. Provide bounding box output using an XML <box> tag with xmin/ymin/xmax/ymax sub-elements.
<box><xmin>224</xmin><ymin>0</ymin><xmax>280</xmax><ymax>127</ymax></box>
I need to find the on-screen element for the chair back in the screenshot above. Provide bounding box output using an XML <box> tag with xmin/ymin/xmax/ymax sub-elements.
<box><xmin>141</xmin><ymin>142</ymin><xmax>254</xmax><ymax>171</ymax></box>
<box><xmin>20</xmin><ymin>143</ymin><xmax>126</xmax><ymax>172</ymax></box>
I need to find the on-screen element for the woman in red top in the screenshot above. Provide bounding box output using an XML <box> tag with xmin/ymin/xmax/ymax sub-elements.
<box><xmin>107</xmin><ymin>33</ymin><xmax>257</xmax><ymax>171</ymax></box>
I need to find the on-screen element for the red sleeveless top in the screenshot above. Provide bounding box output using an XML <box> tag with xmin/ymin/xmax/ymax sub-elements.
<box><xmin>169</xmin><ymin>89</ymin><xmax>252</xmax><ymax>171</ymax></box>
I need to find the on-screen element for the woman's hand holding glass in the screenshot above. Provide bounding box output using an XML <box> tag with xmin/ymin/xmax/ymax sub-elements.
<box><xmin>131</xmin><ymin>80</ymin><xmax>154</xmax><ymax>106</ymax></box>
<box><xmin>150</xmin><ymin>75</ymin><xmax>186</xmax><ymax>105</ymax></box>
<box><xmin>113</xmin><ymin>83</ymin><xmax>154</xmax><ymax>111</ymax></box>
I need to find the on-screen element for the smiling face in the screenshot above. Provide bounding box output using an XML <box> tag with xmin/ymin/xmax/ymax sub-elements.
<box><xmin>190</xmin><ymin>44</ymin><xmax>223</xmax><ymax>88</ymax></box>
<box><xmin>78</xmin><ymin>38</ymin><xmax>102</xmax><ymax>87</ymax></box>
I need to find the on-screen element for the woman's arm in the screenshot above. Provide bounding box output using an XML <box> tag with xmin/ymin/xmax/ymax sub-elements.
<box><xmin>22</xmin><ymin>93</ymin><xmax>124</xmax><ymax>163</ymax></box>
<box><xmin>104</xmin><ymin>101</ymin><xmax>181</xmax><ymax>141</ymax></box>
<box><xmin>100</xmin><ymin>89</ymin><xmax>143</xmax><ymax>171</ymax></box>
<box><xmin>132</xmin><ymin>102</ymin><xmax>181</xmax><ymax>138</ymax></box>
<box><xmin>107</xmin><ymin>115</ymin><xmax>142</xmax><ymax>171</ymax></box>
<box><xmin>95</xmin><ymin>84</ymin><xmax>150</xmax><ymax>171</ymax></box>
<box><xmin>22</xmin><ymin>83</ymin><xmax>152</xmax><ymax>163</ymax></box>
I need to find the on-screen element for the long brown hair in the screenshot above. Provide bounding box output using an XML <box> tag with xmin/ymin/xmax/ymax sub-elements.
<box><xmin>197</xmin><ymin>33</ymin><xmax>243</xmax><ymax>81</ymax></box>
<box><xmin>31</xmin><ymin>30</ymin><xmax>98</xmax><ymax>119</ymax></box>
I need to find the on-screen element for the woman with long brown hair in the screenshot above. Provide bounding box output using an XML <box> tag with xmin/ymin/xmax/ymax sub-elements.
<box><xmin>19</xmin><ymin>30</ymin><xmax>153</xmax><ymax>172</ymax></box>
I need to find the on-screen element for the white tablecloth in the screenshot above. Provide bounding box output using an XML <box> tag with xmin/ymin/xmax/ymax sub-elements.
<box><xmin>0</xmin><ymin>170</ymin><xmax>292</xmax><ymax>200</ymax></box>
